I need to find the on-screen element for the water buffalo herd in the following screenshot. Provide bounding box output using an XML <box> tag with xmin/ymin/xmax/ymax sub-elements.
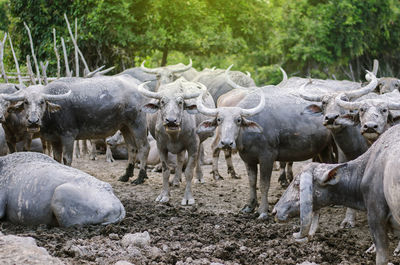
<box><xmin>1</xmin><ymin>59</ymin><xmax>400</xmax><ymax>264</ymax></box>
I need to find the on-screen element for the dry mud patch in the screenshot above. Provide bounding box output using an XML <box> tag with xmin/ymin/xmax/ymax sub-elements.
<box><xmin>1</xmin><ymin>147</ymin><xmax>400</xmax><ymax>264</ymax></box>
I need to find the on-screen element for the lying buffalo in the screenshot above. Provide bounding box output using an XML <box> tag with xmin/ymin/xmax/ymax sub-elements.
<box><xmin>273</xmin><ymin>124</ymin><xmax>400</xmax><ymax>265</ymax></box>
<box><xmin>0</xmin><ymin>152</ymin><xmax>125</xmax><ymax>227</ymax></box>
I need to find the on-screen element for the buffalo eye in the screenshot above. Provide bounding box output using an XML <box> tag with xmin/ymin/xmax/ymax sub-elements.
<box><xmin>217</xmin><ymin>117</ymin><xmax>221</xmax><ymax>123</ymax></box>
<box><xmin>360</xmin><ymin>107</ymin><xmax>364</xmax><ymax>112</ymax></box>
<box><xmin>40</xmin><ymin>100</ymin><xmax>45</xmax><ymax>105</ymax></box>
<box><xmin>382</xmin><ymin>108</ymin><xmax>388</xmax><ymax>113</ymax></box>
<box><xmin>24</xmin><ymin>99</ymin><xmax>29</xmax><ymax>105</ymax></box>
<box><xmin>156</xmin><ymin>73</ymin><xmax>161</xmax><ymax>78</ymax></box>
<box><xmin>169</xmin><ymin>74</ymin><xmax>173</xmax><ymax>79</ymax></box>
<box><xmin>395</xmin><ymin>83</ymin><xmax>399</xmax><ymax>87</ymax></box>
<box><xmin>236</xmin><ymin>117</ymin><xmax>242</xmax><ymax>124</ymax></box>
<box><xmin>160</xmin><ymin>99</ymin><xmax>165</xmax><ymax>105</ymax></box>
<box><xmin>322</xmin><ymin>100</ymin><xmax>327</xmax><ymax>105</ymax></box>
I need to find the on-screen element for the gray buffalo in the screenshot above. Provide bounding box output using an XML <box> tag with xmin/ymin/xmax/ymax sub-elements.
<box><xmin>0</xmin><ymin>152</ymin><xmax>125</xmax><ymax>227</ymax></box>
<box><xmin>273</xmin><ymin>124</ymin><xmax>400</xmax><ymax>265</ymax></box>
<box><xmin>139</xmin><ymin>78</ymin><xmax>214</xmax><ymax>205</ymax></box>
<box><xmin>2</xmin><ymin>75</ymin><xmax>150</xmax><ymax>184</ymax></box>
<box><xmin>196</xmin><ymin>79</ymin><xmax>337</xmax><ymax>219</ymax></box>
<box><xmin>300</xmin><ymin>71</ymin><xmax>377</xmax><ymax>227</ymax></box>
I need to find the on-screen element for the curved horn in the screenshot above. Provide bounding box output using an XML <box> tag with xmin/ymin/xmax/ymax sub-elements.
<box><xmin>98</xmin><ymin>66</ymin><xmax>115</xmax><ymax>75</ymax></box>
<box><xmin>211</xmin><ymin>66</ymin><xmax>216</xmax><ymax>71</ymax></box>
<box><xmin>344</xmin><ymin>71</ymin><xmax>378</xmax><ymax>99</ymax></box>
<box><xmin>240</xmin><ymin>89</ymin><xmax>265</xmax><ymax>117</ymax></box>
<box><xmin>387</xmin><ymin>100</ymin><xmax>400</xmax><ymax>110</ymax></box>
<box><xmin>182</xmin><ymin>91</ymin><xmax>201</xmax><ymax>100</ymax></box>
<box><xmin>276</xmin><ymin>67</ymin><xmax>288</xmax><ymax>88</ymax></box>
<box><xmin>137</xmin><ymin>81</ymin><xmax>162</xmax><ymax>99</ymax></box>
<box><xmin>85</xmin><ymin>65</ymin><xmax>105</xmax><ymax>78</ymax></box>
<box><xmin>172</xmin><ymin>59</ymin><xmax>193</xmax><ymax>74</ymax></box>
<box><xmin>196</xmin><ymin>93</ymin><xmax>218</xmax><ymax>116</ymax></box>
<box><xmin>2</xmin><ymin>92</ymin><xmax>25</xmax><ymax>102</ymax></box>
<box><xmin>246</xmin><ymin>71</ymin><xmax>251</xmax><ymax>77</ymax></box>
<box><xmin>43</xmin><ymin>90</ymin><xmax>72</xmax><ymax>101</ymax></box>
<box><xmin>335</xmin><ymin>93</ymin><xmax>361</xmax><ymax>110</ymax></box>
<box><xmin>225</xmin><ymin>65</ymin><xmax>248</xmax><ymax>90</ymax></box>
<box><xmin>299</xmin><ymin>93</ymin><xmax>323</xmax><ymax>102</ymax></box>
<box><xmin>140</xmin><ymin>60</ymin><xmax>160</xmax><ymax>74</ymax></box>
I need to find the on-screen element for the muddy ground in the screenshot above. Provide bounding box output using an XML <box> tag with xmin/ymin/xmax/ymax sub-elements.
<box><xmin>2</xmin><ymin>141</ymin><xmax>400</xmax><ymax>265</ymax></box>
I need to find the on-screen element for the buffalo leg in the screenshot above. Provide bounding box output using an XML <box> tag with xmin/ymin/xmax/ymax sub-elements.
<box><xmin>73</xmin><ymin>140</ymin><xmax>80</xmax><ymax>158</ymax></box>
<box><xmin>62</xmin><ymin>137</ymin><xmax>75</xmax><ymax>166</ymax></box>
<box><xmin>105</xmin><ymin>143</ymin><xmax>114</xmax><ymax>163</ymax></box>
<box><xmin>182</xmin><ymin>142</ymin><xmax>198</xmax><ymax>206</ymax></box>
<box><xmin>52</xmin><ymin>141</ymin><xmax>63</xmax><ymax>163</ymax></box>
<box><xmin>171</xmin><ymin>151</ymin><xmax>185</xmax><ymax>187</ymax></box>
<box><xmin>23</xmin><ymin>133</ymin><xmax>33</xmax><ymax>151</ymax></box>
<box><xmin>156</xmin><ymin>148</ymin><xmax>170</xmax><ymax>203</ymax></box>
<box><xmin>258</xmin><ymin>159</ymin><xmax>273</xmax><ymax>219</ymax></box>
<box><xmin>89</xmin><ymin>140</ymin><xmax>97</xmax><ymax>160</ymax></box>
<box><xmin>241</xmin><ymin>162</ymin><xmax>258</xmax><ymax>213</ymax></box>
<box><xmin>6</xmin><ymin>140</ymin><xmax>16</xmax><ymax>153</ymax></box>
<box><xmin>211</xmin><ymin>147</ymin><xmax>223</xmax><ymax>180</ymax></box>
<box><xmin>278</xmin><ymin>162</ymin><xmax>288</xmax><ymax>187</ymax></box>
<box><xmin>81</xmin><ymin>140</ymin><xmax>89</xmax><ymax>156</ymax></box>
<box><xmin>199</xmin><ymin>143</ymin><xmax>212</xmax><ymax>165</ymax></box>
<box><xmin>130</xmin><ymin>123</ymin><xmax>150</xmax><ymax>185</ymax></box>
<box><xmin>195</xmin><ymin>142</ymin><xmax>205</xmax><ymax>183</ymax></box>
<box><xmin>118</xmin><ymin>128</ymin><xmax>136</xmax><ymax>182</ymax></box>
<box><xmin>286</xmin><ymin>162</ymin><xmax>293</xmax><ymax>182</ymax></box>
<box><xmin>224</xmin><ymin>149</ymin><xmax>239</xmax><ymax>179</ymax></box>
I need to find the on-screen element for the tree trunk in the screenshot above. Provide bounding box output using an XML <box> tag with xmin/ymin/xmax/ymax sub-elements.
<box><xmin>161</xmin><ymin>46</ymin><xmax>168</xmax><ymax>66</ymax></box>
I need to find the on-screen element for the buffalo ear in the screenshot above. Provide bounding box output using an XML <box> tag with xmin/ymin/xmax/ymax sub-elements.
<box><xmin>197</xmin><ymin>118</ymin><xmax>217</xmax><ymax>134</ymax></box>
<box><xmin>7</xmin><ymin>101</ymin><xmax>24</xmax><ymax>113</ymax></box>
<box><xmin>303</xmin><ymin>104</ymin><xmax>323</xmax><ymax>116</ymax></box>
<box><xmin>185</xmin><ymin>104</ymin><xmax>198</xmax><ymax>114</ymax></box>
<box><xmin>388</xmin><ymin>112</ymin><xmax>400</xmax><ymax>125</ymax></box>
<box><xmin>316</xmin><ymin>164</ymin><xmax>347</xmax><ymax>186</ymax></box>
<box><xmin>142</xmin><ymin>103</ymin><xmax>159</xmax><ymax>113</ymax></box>
<box><xmin>335</xmin><ymin>113</ymin><xmax>359</xmax><ymax>126</ymax></box>
<box><xmin>242</xmin><ymin>118</ymin><xmax>263</xmax><ymax>133</ymax></box>
<box><xmin>47</xmin><ymin>102</ymin><xmax>62</xmax><ymax>113</ymax></box>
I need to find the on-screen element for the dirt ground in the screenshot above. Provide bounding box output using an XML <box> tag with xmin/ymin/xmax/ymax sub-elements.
<box><xmin>2</xmin><ymin>140</ymin><xmax>400</xmax><ymax>265</ymax></box>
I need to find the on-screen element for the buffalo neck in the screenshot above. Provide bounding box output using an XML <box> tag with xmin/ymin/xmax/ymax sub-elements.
<box><xmin>314</xmin><ymin>159</ymin><xmax>368</xmax><ymax>212</ymax></box>
<box><xmin>331</xmin><ymin>125</ymin><xmax>368</xmax><ymax>161</ymax></box>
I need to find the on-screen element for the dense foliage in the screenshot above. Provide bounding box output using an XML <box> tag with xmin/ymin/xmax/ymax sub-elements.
<box><xmin>1</xmin><ymin>0</ymin><xmax>400</xmax><ymax>84</ymax></box>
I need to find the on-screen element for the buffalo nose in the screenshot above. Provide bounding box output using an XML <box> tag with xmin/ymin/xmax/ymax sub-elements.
<box><xmin>220</xmin><ymin>140</ymin><xmax>234</xmax><ymax>147</ymax></box>
<box><xmin>325</xmin><ymin>114</ymin><xmax>339</xmax><ymax>120</ymax></box>
<box><xmin>363</xmin><ymin>122</ymin><xmax>378</xmax><ymax>129</ymax></box>
<box><xmin>28</xmin><ymin>118</ymin><xmax>39</xmax><ymax>125</ymax></box>
<box><xmin>165</xmin><ymin>117</ymin><xmax>177</xmax><ymax>124</ymax></box>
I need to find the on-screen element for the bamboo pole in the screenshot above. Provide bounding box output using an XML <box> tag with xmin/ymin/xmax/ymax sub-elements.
<box><xmin>40</xmin><ymin>61</ymin><xmax>49</xmax><ymax>85</ymax></box>
<box><xmin>23</xmin><ymin>22</ymin><xmax>41</xmax><ymax>84</ymax></box>
<box><xmin>61</xmin><ymin>37</ymin><xmax>72</xmax><ymax>77</ymax></box>
<box><xmin>53</xmin><ymin>28</ymin><xmax>61</xmax><ymax>79</ymax></box>
<box><xmin>8</xmin><ymin>33</ymin><xmax>22</xmax><ymax>85</ymax></box>
<box><xmin>26</xmin><ymin>55</ymin><xmax>36</xmax><ymax>85</ymax></box>
<box><xmin>0</xmin><ymin>33</ymin><xmax>8</xmax><ymax>83</ymax></box>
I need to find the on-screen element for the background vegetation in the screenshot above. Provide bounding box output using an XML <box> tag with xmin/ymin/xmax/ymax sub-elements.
<box><xmin>1</xmin><ymin>0</ymin><xmax>399</xmax><ymax>84</ymax></box>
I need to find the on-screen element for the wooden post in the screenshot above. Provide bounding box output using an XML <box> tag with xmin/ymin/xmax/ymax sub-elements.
<box><xmin>23</xmin><ymin>22</ymin><xmax>41</xmax><ymax>84</ymax></box>
<box><xmin>40</xmin><ymin>61</ymin><xmax>49</xmax><ymax>85</ymax></box>
<box><xmin>61</xmin><ymin>37</ymin><xmax>72</xmax><ymax>77</ymax></box>
<box><xmin>8</xmin><ymin>33</ymin><xmax>22</xmax><ymax>85</ymax></box>
<box><xmin>64</xmin><ymin>14</ymin><xmax>89</xmax><ymax>73</ymax></box>
<box><xmin>53</xmin><ymin>28</ymin><xmax>61</xmax><ymax>79</ymax></box>
<box><xmin>26</xmin><ymin>55</ymin><xmax>36</xmax><ymax>85</ymax></box>
<box><xmin>0</xmin><ymin>33</ymin><xmax>8</xmax><ymax>83</ymax></box>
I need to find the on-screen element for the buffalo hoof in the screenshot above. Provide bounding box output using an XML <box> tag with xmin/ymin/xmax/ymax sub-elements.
<box><xmin>394</xmin><ymin>242</ymin><xmax>400</xmax><ymax>256</ymax></box>
<box><xmin>156</xmin><ymin>193</ymin><xmax>169</xmax><ymax>203</ymax></box>
<box><xmin>340</xmin><ymin>216</ymin><xmax>355</xmax><ymax>228</ymax></box>
<box><xmin>181</xmin><ymin>197</ymin><xmax>195</xmax><ymax>205</ymax></box>
<box><xmin>365</xmin><ymin>243</ymin><xmax>376</xmax><ymax>254</ymax></box>
<box><xmin>278</xmin><ymin>178</ymin><xmax>289</xmax><ymax>188</ymax></box>
<box><xmin>228</xmin><ymin>167</ymin><xmax>240</xmax><ymax>179</ymax></box>
<box><xmin>257</xmin><ymin>213</ymin><xmax>269</xmax><ymax>220</ymax></box>
<box><xmin>293</xmin><ymin>232</ymin><xmax>308</xmax><ymax>243</ymax></box>
<box><xmin>211</xmin><ymin>171</ymin><xmax>223</xmax><ymax>181</ymax></box>
<box><xmin>241</xmin><ymin>205</ymin><xmax>255</xmax><ymax>214</ymax></box>
<box><xmin>106</xmin><ymin>157</ymin><xmax>114</xmax><ymax>163</ymax></box>
<box><xmin>170</xmin><ymin>179</ymin><xmax>180</xmax><ymax>187</ymax></box>
<box><xmin>287</xmin><ymin>172</ymin><xmax>294</xmax><ymax>182</ymax></box>
<box><xmin>131</xmin><ymin>169</ymin><xmax>148</xmax><ymax>185</ymax></box>
<box><xmin>201</xmin><ymin>158</ymin><xmax>212</xmax><ymax>166</ymax></box>
<box><xmin>195</xmin><ymin>177</ymin><xmax>205</xmax><ymax>184</ymax></box>
<box><xmin>118</xmin><ymin>174</ymin><xmax>130</xmax><ymax>182</ymax></box>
